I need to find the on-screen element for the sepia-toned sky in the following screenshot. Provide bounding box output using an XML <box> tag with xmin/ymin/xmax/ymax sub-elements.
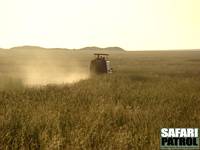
<box><xmin>0</xmin><ymin>0</ymin><xmax>199</xmax><ymax>50</ymax></box>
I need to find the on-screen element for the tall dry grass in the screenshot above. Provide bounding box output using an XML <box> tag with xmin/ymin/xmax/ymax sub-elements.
<box><xmin>0</xmin><ymin>50</ymin><xmax>200</xmax><ymax>149</ymax></box>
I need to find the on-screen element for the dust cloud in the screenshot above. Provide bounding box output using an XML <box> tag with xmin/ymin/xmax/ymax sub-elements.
<box><xmin>17</xmin><ymin>51</ymin><xmax>90</xmax><ymax>86</ymax></box>
<box><xmin>23</xmin><ymin>67</ymin><xmax>89</xmax><ymax>86</ymax></box>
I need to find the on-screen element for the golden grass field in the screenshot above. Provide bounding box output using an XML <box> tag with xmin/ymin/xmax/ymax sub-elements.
<box><xmin>0</xmin><ymin>49</ymin><xmax>200</xmax><ymax>149</ymax></box>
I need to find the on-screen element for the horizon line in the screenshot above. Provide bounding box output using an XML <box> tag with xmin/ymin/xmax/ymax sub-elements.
<box><xmin>0</xmin><ymin>45</ymin><xmax>200</xmax><ymax>51</ymax></box>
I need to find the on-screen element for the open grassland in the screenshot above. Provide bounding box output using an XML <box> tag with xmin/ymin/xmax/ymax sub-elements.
<box><xmin>0</xmin><ymin>50</ymin><xmax>200</xmax><ymax>149</ymax></box>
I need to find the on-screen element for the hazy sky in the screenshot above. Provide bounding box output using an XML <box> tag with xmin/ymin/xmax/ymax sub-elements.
<box><xmin>0</xmin><ymin>0</ymin><xmax>199</xmax><ymax>50</ymax></box>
